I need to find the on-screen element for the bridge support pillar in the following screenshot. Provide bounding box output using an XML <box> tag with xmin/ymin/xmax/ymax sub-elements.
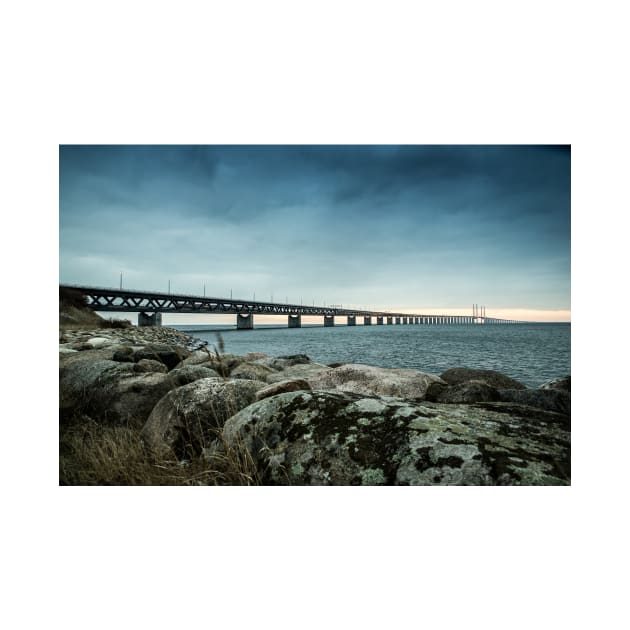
<box><xmin>237</xmin><ymin>313</ymin><xmax>254</xmax><ymax>329</ymax></box>
<box><xmin>395</xmin><ymin>317</ymin><xmax>401</xmax><ymax>325</ymax></box>
<box><xmin>403</xmin><ymin>317</ymin><xmax>408</xmax><ymax>324</ymax></box>
<box><xmin>387</xmin><ymin>317</ymin><xmax>393</xmax><ymax>325</ymax></box>
<box><xmin>324</xmin><ymin>315</ymin><xmax>335</xmax><ymax>327</ymax></box>
<box><xmin>376</xmin><ymin>316</ymin><xmax>384</xmax><ymax>325</ymax></box>
<box><xmin>138</xmin><ymin>312</ymin><xmax>162</xmax><ymax>327</ymax></box>
<box><xmin>364</xmin><ymin>316</ymin><xmax>372</xmax><ymax>325</ymax></box>
<box><xmin>288</xmin><ymin>314</ymin><xmax>301</xmax><ymax>328</ymax></box>
<box><xmin>347</xmin><ymin>315</ymin><xmax>356</xmax><ymax>326</ymax></box>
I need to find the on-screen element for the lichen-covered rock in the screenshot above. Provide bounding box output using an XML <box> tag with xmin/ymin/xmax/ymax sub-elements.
<box><xmin>266</xmin><ymin>363</ymin><xmax>332</xmax><ymax>384</ymax></box>
<box><xmin>230</xmin><ymin>362</ymin><xmax>276</xmax><ymax>381</ymax></box>
<box><xmin>255</xmin><ymin>378</ymin><xmax>312</xmax><ymax>401</ymax></box>
<box><xmin>439</xmin><ymin>368</ymin><xmax>526</xmax><ymax>390</ymax></box>
<box><xmin>166</xmin><ymin>364</ymin><xmax>220</xmax><ymax>387</ymax></box>
<box><xmin>540</xmin><ymin>375</ymin><xmax>571</xmax><ymax>392</ymax></box>
<box><xmin>223</xmin><ymin>391</ymin><xmax>570</xmax><ymax>485</ymax></box>
<box><xmin>60</xmin><ymin>359</ymin><xmax>176</xmax><ymax>427</ymax></box>
<box><xmin>133</xmin><ymin>344</ymin><xmax>190</xmax><ymax>370</ymax></box>
<box><xmin>432</xmin><ymin>380</ymin><xmax>501</xmax><ymax>404</ymax></box>
<box><xmin>134</xmin><ymin>359</ymin><xmax>169</xmax><ymax>374</ymax></box>
<box><xmin>308</xmin><ymin>363</ymin><xmax>445</xmax><ymax>399</ymax></box>
<box><xmin>141</xmin><ymin>377</ymin><xmax>265</xmax><ymax>457</ymax></box>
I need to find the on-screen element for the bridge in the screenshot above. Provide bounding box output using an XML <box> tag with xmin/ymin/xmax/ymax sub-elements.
<box><xmin>60</xmin><ymin>284</ymin><xmax>526</xmax><ymax>328</ymax></box>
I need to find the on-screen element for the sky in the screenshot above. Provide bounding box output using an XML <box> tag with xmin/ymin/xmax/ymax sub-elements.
<box><xmin>59</xmin><ymin>145</ymin><xmax>571</xmax><ymax>323</ymax></box>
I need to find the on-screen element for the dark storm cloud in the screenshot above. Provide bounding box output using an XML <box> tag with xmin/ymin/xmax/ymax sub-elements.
<box><xmin>59</xmin><ymin>145</ymin><xmax>570</xmax><ymax>311</ymax></box>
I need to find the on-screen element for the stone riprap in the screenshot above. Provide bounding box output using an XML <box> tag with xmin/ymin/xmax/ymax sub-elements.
<box><xmin>59</xmin><ymin>327</ymin><xmax>571</xmax><ymax>485</ymax></box>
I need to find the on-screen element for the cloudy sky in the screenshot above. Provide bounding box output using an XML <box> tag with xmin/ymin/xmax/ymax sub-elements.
<box><xmin>59</xmin><ymin>145</ymin><xmax>570</xmax><ymax>322</ymax></box>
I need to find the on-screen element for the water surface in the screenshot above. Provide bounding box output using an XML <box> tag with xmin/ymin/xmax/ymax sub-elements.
<box><xmin>172</xmin><ymin>323</ymin><xmax>570</xmax><ymax>388</ymax></box>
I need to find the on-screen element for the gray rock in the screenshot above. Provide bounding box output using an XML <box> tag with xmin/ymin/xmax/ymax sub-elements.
<box><xmin>86</xmin><ymin>336</ymin><xmax>115</xmax><ymax>348</ymax></box>
<box><xmin>180</xmin><ymin>349</ymin><xmax>215</xmax><ymax>367</ymax></box>
<box><xmin>166</xmin><ymin>365</ymin><xmax>220</xmax><ymax>387</ymax></box>
<box><xmin>60</xmin><ymin>359</ymin><xmax>176</xmax><ymax>427</ymax></box>
<box><xmin>540</xmin><ymin>375</ymin><xmax>571</xmax><ymax>392</ymax></box>
<box><xmin>141</xmin><ymin>377</ymin><xmax>265</xmax><ymax>458</ymax></box>
<box><xmin>255</xmin><ymin>378</ymin><xmax>312</xmax><ymax>401</ymax></box>
<box><xmin>498</xmin><ymin>388</ymin><xmax>571</xmax><ymax>416</ymax></box>
<box><xmin>243</xmin><ymin>352</ymin><xmax>269</xmax><ymax>362</ymax></box>
<box><xmin>112</xmin><ymin>346</ymin><xmax>135</xmax><ymax>362</ymax></box>
<box><xmin>133</xmin><ymin>344</ymin><xmax>190</xmax><ymax>370</ymax></box>
<box><xmin>60</xmin><ymin>344</ymin><xmax>133</xmax><ymax>366</ymax></box>
<box><xmin>134</xmin><ymin>359</ymin><xmax>169</xmax><ymax>374</ymax></box>
<box><xmin>230</xmin><ymin>362</ymin><xmax>276</xmax><ymax>381</ymax></box>
<box><xmin>256</xmin><ymin>354</ymin><xmax>311</xmax><ymax>371</ymax></box>
<box><xmin>432</xmin><ymin>380</ymin><xmax>501</xmax><ymax>404</ymax></box>
<box><xmin>308</xmin><ymin>363</ymin><xmax>445</xmax><ymax>399</ymax></box>
<box><xmin>439</xmin><ymin>368</ymin><xmax>526</xmax><ymax>390</ymax></box>
<box><xmin>223</xmin><ymin>391</ymin><xmax>571</xmax><ymax>485</ymax></box>
<box><xmin>266</xmin><ymin>363</ymin><xmax>332</xmax><ymax>384</ymax></box>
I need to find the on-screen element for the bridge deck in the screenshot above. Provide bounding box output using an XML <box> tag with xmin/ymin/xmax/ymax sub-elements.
<box><xmin>60</xmin><ymin>284</ymin><xmax>525</xmax><ymax>324</ymax></box>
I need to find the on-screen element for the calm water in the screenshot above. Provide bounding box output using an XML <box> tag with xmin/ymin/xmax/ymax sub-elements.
<box><xmin>171</xmin><ymin>323</ymin><xmax>570</xmax><ymax>388</ymax></box>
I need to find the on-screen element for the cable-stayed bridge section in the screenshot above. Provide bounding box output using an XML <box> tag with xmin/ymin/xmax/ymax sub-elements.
<box><xmin>60</xmin><ymin>284</ymin><xmax>526</xmax><ymax>328</ymax></box>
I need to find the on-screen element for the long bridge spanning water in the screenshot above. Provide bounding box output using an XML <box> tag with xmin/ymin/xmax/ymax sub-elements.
<box><xmin>61</xmin><ymin>284</ymin><xmax>526</xmax><ymax>328</ymax></box>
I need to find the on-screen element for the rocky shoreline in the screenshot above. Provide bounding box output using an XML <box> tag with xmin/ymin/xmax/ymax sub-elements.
<box><xmin>59</xmin><ymin>326</ymin><xmax>570</xmax><ymax>485</ymax></box>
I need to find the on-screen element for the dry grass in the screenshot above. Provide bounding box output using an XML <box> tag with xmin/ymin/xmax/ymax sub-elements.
<box><xmin>59</xmin><ymin>417</ymin><xmax>262</xmax><ymax>486</ymax></box>
<box><xmin>59</xmin><ymin>331</ymin><xmax>266</xmax><ymax>485</ymax></box>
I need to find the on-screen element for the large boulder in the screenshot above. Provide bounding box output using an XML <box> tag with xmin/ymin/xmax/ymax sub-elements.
<box><xmin>255</xmin><ymin>354</ymin><xmax>311</xmax><ymax>371</ymax></box>
<box><xmin>223</xmin><ymin>391</ymin><xmax>571</xmax><ymax>485</ymax></box>
<box><xmin>60</xmin><ymin>359</ymin><xmax>177</xmax><ymax>428</ymax></box>
<box><xmin>307</xmin><ymin>363</ymin><xmax>445</xmax><ymax>400</ymax></box>
<box><xmin>180</xmin><ymin>353</ymin><xmax>244</xmax><ymax>376</ymax></box>
<box><xmin>180</xmin><ymin>349</ymin><xmax>215</xmax><ymax>367</ymax></box>
<box><xmin>167</xmin><ymin>365</ymin><xmax>221</xmax><ymax>387</ymax></box>
<box><xmin>133</xmin><ymin>344</ymin><xmax>190</xmax><ymax>370</ymax></box>
<box><xmin>265</xmin><ymin>363</ymin><xmax>332</xmax><ymax>384</ymax></box>
<box><xmin>540</xmin><ymin>376</ymin><xmax>571</xmax><ymax>392</ymax></box>
<box><xmin>439</xmin><ymin>368</ymin><xmax>526</xmax><ymax>390</ymax></box>
<box><xmin>230</xmin><ymin>362</ymin><xmax>276</xmax><ymax>382</ymax></box>
<box><xmin>431</xmin><ymin>380</ymin><xmax>501</xmax><ymax>404</ymax></box>
<box><xmin>255</xmin><ymin>378</ymin><xmax>312</xmax><ymax>401</ymax></box>
<box><xmin>59</xmin><ymin>344</ymin><xmax>135</xmax><ymax>368</ymax></box>
<box><xmin>134</xmin><ymin>359</ymin><xmax>168</xmax><ymax>374</ymax></box>
<box><xmin>498</xmin><ymin>388</ymin><xmax>571</xmax><ymax>416</ymax></box>
<box><xmin>86</xmin><ymin>336</ymin><xmax>115</xmax><ymax>349</ymax></box>
<box><xmin>141</xmin><ymin>377</ymin><xmax>265</xmax><ymax>458</ymax></box>
<box><xmin>112</xmin><ymin>346</ymin><xmax>135</xmax><ymax>363</ymax></box>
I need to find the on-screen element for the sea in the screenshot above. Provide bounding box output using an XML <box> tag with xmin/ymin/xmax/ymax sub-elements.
<box><xmin>170</xmin><ymin>322</ymin><xmax>570</xmax><ymax>388</ymax></box>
